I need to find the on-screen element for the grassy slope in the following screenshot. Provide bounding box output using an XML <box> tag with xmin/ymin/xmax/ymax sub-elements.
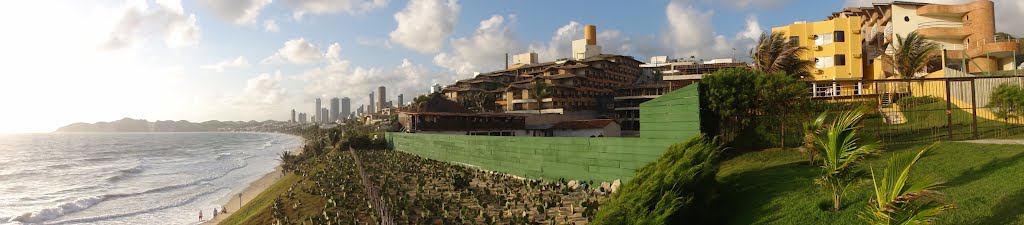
<box><xmin>218</xmin><ymin>174</ymin><xmax>301</xmax><ymax>225</ymax></box>
<box><xmin>715</xmin><ymin>142</ymin><xmax>1024</xmax><ymax>225</ymax></box>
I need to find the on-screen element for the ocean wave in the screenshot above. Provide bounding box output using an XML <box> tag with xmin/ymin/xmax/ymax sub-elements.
<box><xmin>46</xmin><ymin>187</ymin><xmax>227</xmax><ymax>225</ymax></box>
<box><xmin>5</xmin><ymin>196</ymin><xmax>105</xmax><ymax>224</ymax></box>
<box><xmin>106</xmin><ymin>164</ymin><xmax>144</xmax><ymax>182</ymax></box>
<box><xmin>259</xmin><ymin>140</ymin><xmax>274</xmax><ymax>149</ymax></box>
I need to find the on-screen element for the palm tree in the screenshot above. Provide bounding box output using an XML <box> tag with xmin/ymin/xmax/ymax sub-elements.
<box><xmin>531</xmin><ymin>79</ymin><xmax>551</xmax><ymax>114</ymax></box>
<box><xmin>816</xmin><ymin>106</ymin><xmax>880</xmax><ymax>211</ymax></box>
<box><xmin>801</xmin><ymin>112</ymin><xmax>827</xmax><ymax>166</ymax></box>
<box><xmin>882</xmin><ymin>31</ymin><xmax>940</xmax><ymax>79</ymax></box>
<box><xmin>751</xmin><ymin>32</ymin><xmax>814</xmax><ymax>79</ymax></box>
<box><xmin>860</xmin><ymin>143</ymin><xmax>951</xmax><ymax>224</ymax></box>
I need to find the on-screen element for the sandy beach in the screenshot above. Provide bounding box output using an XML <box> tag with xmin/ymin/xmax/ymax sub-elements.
<box><xmin>203</xmin><ymin>137</ymin><xmax>303</xmax><ymax>225</ymax></box>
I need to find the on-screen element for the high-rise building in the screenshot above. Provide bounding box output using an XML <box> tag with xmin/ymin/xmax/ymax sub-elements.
<box><xmin>321</xmin><ymin>108</ymin><xmax>329</xmax><ymax>123</ymax></box>
<box><xmin>329</xmin><ymin>98</ymin><xmax>340</xmax><ymax>122</ymax></box>
<box><xmin>341</xmin><ymin>97</ymin><xmax>351</xmax><ymax>119</ymax></box>
<box><xmin>314</xmin><ymin>98</ymin><xmax>322</xmax><ymax>124</ymax></box>
<box><xmin>357</xmin><ymin>105</ymin><xmax>364</xmax><ymax>116</ymax></box>
<box><xmin>290</xmin><ymin>109</ymin><xmax>295</xmax><ymax>123</ymax></box>
<box><xmin>377</xmin><ymin>86</ymin><xmax>386</xmax><ymax>113</ymax></box>
<box><xmin>368</xmin><ymin>92</ymin><xmax>375</xmax><ymax>113</ymax></box>
<box><xmin>298</xmin><ymin>113</ymin><xmax>307</xmax><ymax>123</ymax></box>
<box><xmin>397</xmin><ymin>94</ymin><xmax>404</xmax><ymax>108</ymax></box>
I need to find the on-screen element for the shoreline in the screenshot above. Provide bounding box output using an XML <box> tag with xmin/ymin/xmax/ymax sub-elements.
<box><xmin>203</xmin><ymin>134</ymin><xmax>304</xmax><ymax>225</ymax></box>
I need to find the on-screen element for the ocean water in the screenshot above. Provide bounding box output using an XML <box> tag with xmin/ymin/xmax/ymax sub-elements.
<box><xmin>0</xmin><ymin>132</ymin><xmax>302</xmax><ymax>225</ymax></box>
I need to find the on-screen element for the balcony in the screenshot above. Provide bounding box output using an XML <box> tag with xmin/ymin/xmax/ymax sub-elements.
<box><xmin>917</xmin><ymin>21</ymin><xmax>968</xmax><ymax>39</ymax></box>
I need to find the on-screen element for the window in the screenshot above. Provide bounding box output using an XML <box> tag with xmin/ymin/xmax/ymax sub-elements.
<box><xmin>814</xmin><ymin>33</ymin><xmax>833</xmax><ymax>46</ymax></box>
<box><xmin>835</xmin><ymin>54</ymin><xmax>847</xmax><ymax>66</ymax></box>
<box><xmin>815</xmin><ymin>56</ymin><xmax>834</xmax><ymax>68</ymax></box>
<box><xmin>834</xmin><ymin>31</ymin><xmax>845</xmax><ymax>42</ymax></box>
<box><xmin>789</xmin><ymin>36</ymin><xmax>800</xmax><ymax>45</ymax></box>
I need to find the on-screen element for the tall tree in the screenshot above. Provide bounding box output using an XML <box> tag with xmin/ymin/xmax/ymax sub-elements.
<box><xmin>701</xmin><ymin>68</ymin><xmax>758</xmax><ymax>142</ymax></box>
<box><xmin>882</xmin><ymin>31</ymin><xmax>940</xmax><ymax>79</ymax></box>
<box><xmin>756</xmin><ymin>72</ymin><xmax>810</xmax><ymax>147</ymax></box>
<box><xmin>531</xmin><ymin>79</ymin><xmax>551</xmax><ymax>114</ymax></box>
<box><xmin>751</xmin><ymin>32</ymin><xmax>814</xmax><ymax>79</ymax></box>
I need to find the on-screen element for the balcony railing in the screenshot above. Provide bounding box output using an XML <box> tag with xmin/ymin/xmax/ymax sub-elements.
<box><xmin>884</xmin><ymin>23</ymin><xmax>893</xmax><ymax>40</ymax></box>
<box><xmin>917</xmin><ymin>21</ymin><xmax>963</xmax><ymax>29</ymax></box>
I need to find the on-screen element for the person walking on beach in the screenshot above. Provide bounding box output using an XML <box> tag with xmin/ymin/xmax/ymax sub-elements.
<box><xmin>199</xmin><ymin>211</ymin><xmax>204</xmax><ymax>221</ymax></box>
<box><xmin>213</xmin><ymin>208</ymin><xmax>218</xmax><ymax>217</ymax></box>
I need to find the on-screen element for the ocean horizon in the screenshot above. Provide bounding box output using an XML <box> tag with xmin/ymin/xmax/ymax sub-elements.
<box><xmin>0</xmin><ymin>132</ymin><xmax>301</xmax><ymax>225</ymax></box>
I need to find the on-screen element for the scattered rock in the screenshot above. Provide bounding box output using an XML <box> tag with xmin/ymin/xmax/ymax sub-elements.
<box><xmin>568</xmin><ymin>180</ymin><xmax>579</xmax><ymax>190</ymax></box>
<box><xmin>610</xmin><ymin>180</ymin><xmax>621</xmax><ymax>193</ymax></box>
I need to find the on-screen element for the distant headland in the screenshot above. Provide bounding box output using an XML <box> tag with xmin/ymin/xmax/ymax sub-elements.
<box><xmin>55</xmin><ymin>118</ymin><xmax>290</xmax><ymax>132</ymax></box>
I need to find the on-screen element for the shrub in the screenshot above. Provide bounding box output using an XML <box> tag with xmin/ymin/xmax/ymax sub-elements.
<box><xmin>986</xmin><ymin>83</ymin><xmax>1024</xmax><ymax>121</ymax></box>
<box><xmin>591</xmin><ymin>135</ymin><xmax>724</xmax><ymax>225</ymax></box>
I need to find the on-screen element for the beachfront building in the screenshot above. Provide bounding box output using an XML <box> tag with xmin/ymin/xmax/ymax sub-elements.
<box><xmin>437</xmin><ymin>25</ymin><xmax>643</xmax><ymax>116</ymax></box>
<box><xmin>298</xmin><ymin>113</ymin><xmax>307</xmax><ymax>124</ymax></box>
<box><xmin>772</xmin><ymin>0</ymin><xmax>1022</xmax><ymax>99</ymax></box>
<box><xmin>614</xmin><ymin>57</ymin><xmax>747</xmax><ymax>133</ymax></box>
<box><xmin>314</xmin><ymin>98</ymin><xmax>321</xmax><ymax>124</ymax></box>
<box><xmin>290</xmin><ymin>109</ymin><xmax>295</xmax><ymax>123</ymax></box>
<box><xmin>398</xmin><ymin>111</ymin><xmax>527</xmax><ymax>136</ymax></box>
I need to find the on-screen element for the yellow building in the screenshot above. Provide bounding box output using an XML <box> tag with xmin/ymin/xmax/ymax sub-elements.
<box><xmin>772</xmin><ymin>16</ymin><xmax>868</xmax><ymax>97</ymax></box>
<box><xmin>772</xmin><ymin>0</ymin><xmax>1023</xmax><ymax>99</ymax></box>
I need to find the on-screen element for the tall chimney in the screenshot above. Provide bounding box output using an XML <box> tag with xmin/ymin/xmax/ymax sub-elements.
<box><xmin>584</xmin><ymin>25</ymin><xmax>597</xmax><ymax>45</ymax></box>
<box><xmin>505</xmin><ymin>53</ymin><xmax>509</xmax><ymax>69</ymax></box>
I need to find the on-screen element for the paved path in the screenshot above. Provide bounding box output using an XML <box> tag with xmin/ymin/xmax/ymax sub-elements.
<box><xmin>960</xmin><ymin>139</ymin><xmax>1024</xmax><ymax>145</ymax></box>
<box><xmin>348</xmin><ymin>148</ymin><xmax>395</xmax><ymax>225</ymax></box>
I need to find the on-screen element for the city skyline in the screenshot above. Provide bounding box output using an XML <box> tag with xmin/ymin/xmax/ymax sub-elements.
<box><xmin>5</xmin><ymin>0</ymin><xmax>1024</xmax><ymax>133</ymax></box>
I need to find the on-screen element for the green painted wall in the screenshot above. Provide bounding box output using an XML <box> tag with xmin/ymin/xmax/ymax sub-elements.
<box><xmin>387</xmin><ymin>85</ymin><xmax>701</xmax><ymax>182</ymax></box>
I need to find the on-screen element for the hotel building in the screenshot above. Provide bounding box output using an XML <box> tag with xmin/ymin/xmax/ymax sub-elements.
<box><xmin>771</xmin><ymin>0</ymin><xmax>1021</xmax><ymax>98</ymax></box>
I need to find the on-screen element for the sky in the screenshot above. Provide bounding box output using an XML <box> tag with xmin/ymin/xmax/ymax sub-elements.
<box><xmin>1</xmin><ymin>0</ymin><xmax>1022</xmax><ymax>133</ymax></box>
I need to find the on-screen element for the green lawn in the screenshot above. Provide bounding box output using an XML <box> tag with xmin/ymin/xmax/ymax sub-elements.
<box><xmin>714</xmin><ymin>141</ymin><xmax>1024</xmax><ymax>225</ymax></box>
<box><xmin>864</xmin><ymin>101</ymin><xmax>1024</xmax><ymax>143</ymax></box>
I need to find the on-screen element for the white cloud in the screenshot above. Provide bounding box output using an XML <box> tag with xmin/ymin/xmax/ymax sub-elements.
<box><xmin>389</xmin><ymin>0</ymin><xmax>460</xmax><ymax>53</ymax></box>
<box><xmin>203</xmin><ymin>56</ymin><xmax>250</xmax><ymax>72</ymax></box>
<box><xmin>100</xmin><ymin>0</ymin><xmax>201</xmax><ymax>49</ymax></box>
<box><xmin>736</xmin><ymin>16</ymin><xmax>762</xmax><ymax>41</ymax></box>
<box><xmin>297</xmin><ymin>55</ymin><xmax>451</xmax><ymax>109</ymax></box>
<box><xmin>285</xmin><ymin>0</ymin><xmax>390</xmax><ymax>20</ymax></box>
<box><xmin>245</xmin><ymin>71</ymin><xmax>288</xmax><ymax>104</ymax></box>
<box><xmin>198</xmin><ymin>0</ymin><xmax>271</xmax><ymax>25</ymax></box>
<box><xmin>433</xmin><ymin>15</ymin><xmax>518</xmax><ymax>76</ymax></box>
<box><xmin>264</xmin><ymin>19</ymin><xmax>280</xmax><ymax>32</ymax></box>
<box><xmin>664</xmin><ymin>0</ymin><xmax>757</xmax><ymax>60</ymax></box>
<box><xmin>264</xmin><ymin>38</ymin><xmax>323</xmax><ymax>64</ymax></box>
